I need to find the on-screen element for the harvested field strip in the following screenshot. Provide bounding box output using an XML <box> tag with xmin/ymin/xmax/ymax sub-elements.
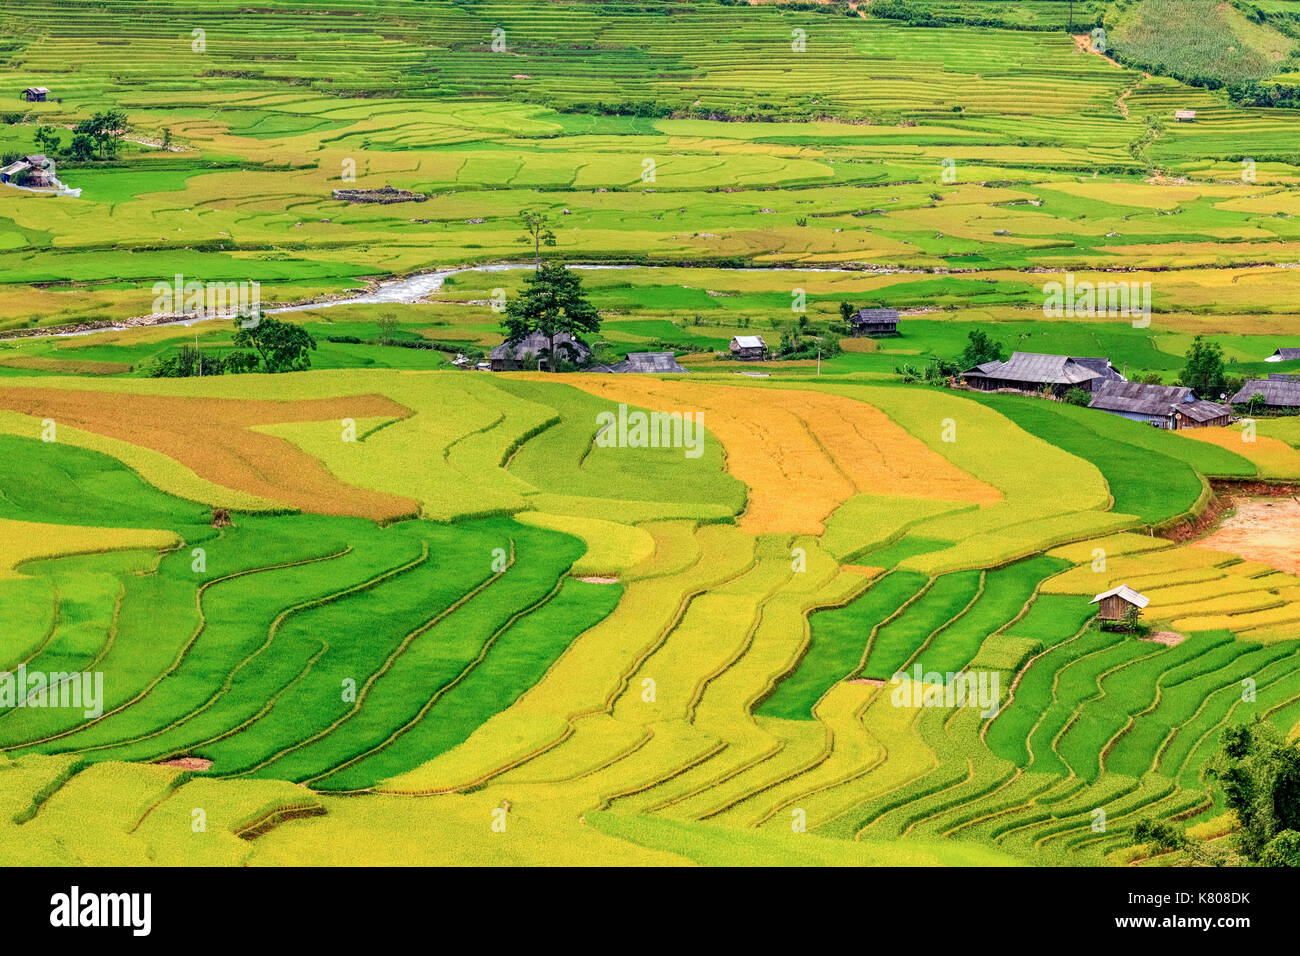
<box><xmin>0</xmin><ymin>386</ymin><xmax>418</xmax><ymax>520</ymax></box>
<box><xmin>559</xmin><ymin>376</ymin><xmax>999</xmax><ymax>535</ymax></box>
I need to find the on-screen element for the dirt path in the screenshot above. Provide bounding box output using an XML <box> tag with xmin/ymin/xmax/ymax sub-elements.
<box><xmin>1195</xmin><ymin>496</ymin><xmax>1300</xmax><ymax>574</ymax></box>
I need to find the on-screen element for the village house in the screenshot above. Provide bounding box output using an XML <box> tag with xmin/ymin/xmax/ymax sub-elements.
<box><xmin>22</xmin><ymin>87</ymin><xmax>49</xmax><ymax>102</ymax></box>
<box><xmin>599</xmin><ymin>351</ymin><xmax>689</xmax><ymax>374</ymax></box>
<box><xmin>1090</xmin><ymin>585</ymin><xmax>1149</xmax><ymax>622</ymax></box>
<box><xmin>0</xmin><ymin>154</ymin><xmax>57</xmax><ymax>188</ymax></box>
<box><xmin>729</xmin><ymin>335</ymin><xmax>767</xmax><ymax>361</ymax></box>
<box><xmin>1174</xmin><ymin>109</ymin><xmax>1196</xmax><ymax>122</ymax></box>
<box><xmin>488</xmin><ymin>331</ymin><xmax>591</xmax><ymax>372</ymax></box>
<box><xmin>1266</xmin><ymin>348</ymin><xmax>1300</xmax><ymax>363</ymax></box>
<box><xmin>849</xmin><ymin>308</ymin><xmax>899</xmax><ymax>337</ymax></box>
<box><xmin>962</xmin><ymin>352</ymin><xmax>1123</xmax><ymax>396</ymax></box>
<box><xmin>1230</xmin><ymin>376</ymin><xmax>1300</xmax><ymax>413</ymax></box>
<box><xmin>1088</xmin><ymin>380</ymin><xmax>1231</xmax><ymax>430</ymax></box>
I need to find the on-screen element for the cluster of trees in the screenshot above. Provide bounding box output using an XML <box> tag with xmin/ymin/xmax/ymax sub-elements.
<box><xmin>27</xmin><ymin>110</ymin><xmax>128</xmax><ymax>163</ymax></box>
<box><xmin>1179</xmin><ymin>335</ymin><xmax>1250</xmax><ymax>402</ymax></box>
<box><xmin>1133</xmin><ymin>718</ymin><xmax>1300</xmax><ymax>866</ymax></box>
<box><xmin>775</xmin><ymin>316</ymin><xmax>841</xmax><ymax>361</ymax></box>
<box><xmin>1228</xmin><ymin>81</ymin><xmax>1300</xmax><ymax>110</ymax></box>
<box><xmin>148</xmin><ymin>315</ymin><xmax>316</xmax><ymax>378</ymax></box>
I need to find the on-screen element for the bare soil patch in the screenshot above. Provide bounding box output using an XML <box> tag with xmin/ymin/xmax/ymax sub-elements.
<box><xmin>1195</xmin><ymin>496</ymin><xmax>1300</xmax><ymax>575</ymax></box>
<box><xmin>850</xmin><ymin>678</ymin><xmax>887</xmax><ymax>687</ymax></box>
<box><xmin>576</xmin><ymin>575</ymin><xmax>619</xmax><ymax>584</ymax></box>
<box><xmin>1143</xmin><ymin>631</ymin><xmax>1185</xmax><ymax>646</ymax></box>
<box><xmin>158</xmin><ymin>757</ymin><xmax>213</xmax><ymax>770</ymax></box>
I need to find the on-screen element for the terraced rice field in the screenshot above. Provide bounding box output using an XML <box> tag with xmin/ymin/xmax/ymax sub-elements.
<box><xmin>1</xmin><ymin>0</ymin><xmax>1299</xmax><ymax>869</ymax></box>
<box><xmin>0</xmin><ymin>364</ymin><xmax>1294</xmax><ymax>867</ymax></box>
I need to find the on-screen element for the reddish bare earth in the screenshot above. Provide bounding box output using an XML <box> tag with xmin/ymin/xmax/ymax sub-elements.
<box><xmin>1195</xmin><ymin>497</ymin><xmax>1300</xmax><ymax>574</ymax></box>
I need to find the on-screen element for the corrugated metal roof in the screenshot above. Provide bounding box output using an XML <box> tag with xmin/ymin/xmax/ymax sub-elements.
<box><xmin>964</xmin><ymin>352</ymin><xmax>1101</xmax><ymax>386</ymax></box>
<box><xmin>1268</xmin><ymin>348</ymin><xmax>1300</xmax><ymax>362</ymax></box>
<box><xmin>604</xmin><ymin>351</ymin><xmax>689</xmax><ymax>374</ymax></box>
<box><xmin>1180</xmin><ymin>399</ymin><xmax>1232</xmax><ymax>423</ymax></box>
<box><xmin>1070</xmin><ymin>356</ymin><xmax>1124</xmax><ymax>380</ymax></box>
<box><xmin>1230</xmin><ymin>378</ymin><xmax>1300</xmax><ymax>407</ymax></box>
<box><xmin>1090</xmin><ymin>380</ymin><xmax>1193</xmax><ymax>416</ymax></box>
<box><xmin>731</xmin><ymin>335</ymin><xmax>766</xmax><ymax>349</ymax></box>
<box><xmin>852</xmin><ymin>308</ymin><xmax>898</xmax><ymax>325</ymax></box>
<box><xmin>1090</xmin><ymin>585</ymin><xmax>1150</xmax><ymax>609</ymax></box>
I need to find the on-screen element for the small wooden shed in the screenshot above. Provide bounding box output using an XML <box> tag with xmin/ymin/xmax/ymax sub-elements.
<box><xmin>22</xmin><ymin>87</ymin><xmax>49</xmax><ymax>102</ymax></box>
<box><xmin>1090</xmin><ymin>585</ymin><xmax>1149</xmax><ymax>622</ymax></box>
<box><xmin>1174</xmin><ymin>109</ymin><xmax>1196</xmax><ymax>122</ymax></box>
<box><xmin>729</xmin><ymin>335</ymin><xmax>767</xmax><ymax>361</ymax></box>
<box><xmin>850</xmin><ymin>307</ymin><xmax>899</xmax><ymax>337</ymax></box>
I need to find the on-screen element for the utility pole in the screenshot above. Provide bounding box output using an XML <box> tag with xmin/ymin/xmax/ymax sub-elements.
<box><xmin>196</xmin><ymin>332</ymin><xmax>201</xmax><ymax>377</ymax></box>
<box><xmin>817</xmin><ymin>345</ymin><xmax>821</xmax><ymax>376</ymax></box>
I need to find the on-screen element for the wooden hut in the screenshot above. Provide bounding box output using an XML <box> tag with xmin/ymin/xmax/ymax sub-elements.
<box><xmin>1088</xmin><ymin>380</ymin><xmax>1230</xmax><ymax>429</ymax></box>
<box><xmin>849</xmin><ymin>308</ymin><xmax>899</xmax><ymax>337</ymax></box>
<box><xmin>729</xmin><ymin>335</ymin><xmax>767</xmax><ymax>362</ymax></box>
<box><xmin>1090</xmin><ymin>585</ymin><xmax>1149</xmax><ymax>622</ymax></box>
<box><xmin>962</xmin><ymin>352</ymin><xmax>1117</xmax><ymax>396</ymax></box>
<box><xmin>1266</xmin><ymin>348</ymin><xmax>1300</xmax><ymax>363</ymax></box>
<box><xmin>1230</xmin><ymin>377</ymin><xmax>1300</xmax><ymax>413</ymax></box>
<box><xmin>488</xmin><ymin>331</ymin><xmax>590</xmax><ymax>372</ymax></box>
<box><xmin>1174</xmin><ymin>109</ymin><xmax>1196</xmax><ymax>122</ymax></box>
<box><xmin>22</xmin><ymin>87</ymin><xmax>49</xmax><ymax>102</ymax></box>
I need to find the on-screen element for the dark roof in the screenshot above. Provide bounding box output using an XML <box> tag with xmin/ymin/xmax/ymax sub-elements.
<box><xmin>1090</xmin><ymin>380</ymin><xmax>1193</xmax><ymax>416</ymax></box>
<box><xmin>1090</xmin><ymin>380</ymin><xmax>1230</xmax><ymax>421</ymax></box>
<box><xmin>964</xmin><ymin>352</ymin><xmax>1103</xmax><ymax>387</ymax></box>
<box><xmin>1070</xmin><ymin>356</ymin><xmax>1124</xmax><ymax>381</ymax></box>
<box><xmin>489</xmin><ymin>330</ymin><xmax>590</xmax><ymax>363</ymax></box>
<box><xmin>1269</xmin><ymin>348</ymin><xmax>1300</xmax><ymax>362</ymax></box>
<box><xmin>1231</xmin><ymin>378</ymin><xmax>1300</xmax><ymax>407</ymax></box>
<box><xmin>851</xmin><ymin>308</ymin><xmax>899</xmax><ymax>326</ymax></box>
<box><xmin>1180</xmin><ymin>399</ymin><xmax>1233</xmax><ymax>423</ymax></box>
<box><xmin>603</xmin><ymin>351</ymin><xmax>689</xmax><ymax>374</ymax></box>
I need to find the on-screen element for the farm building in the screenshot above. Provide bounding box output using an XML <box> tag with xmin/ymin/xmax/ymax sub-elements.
<box><xmin>1090</xmin><ymin>585</ymin><xmax>1149</xmax><ymax>622</ymax></box>
<box><xmin>22</xmin><ymin>87</ymin><xmax>49</xmax><ymax>102</ymax></box>
<box><xmin>849</xmin><ymin>308</ymin><xmax>899</xmax><ymax>337</ymax></box>
<box><xmin>600</xmin><ymin>351</ymin><xmax>689</xmax><ymax>374</ymax></box>
<box><xmin>1088</xmin><ymin>380</ymin><xmax>1231</xmax><ymax>429</ymax></box>
<box><xmin>962</xmin><ymin>352</ymin><xmax>1122</xmax><ymax>396</ymax></box>
<box><xmin>0</xmin><ymin>154</ymin><xmax>57</xmax><ymax>188</ymax></box>
<box><xmin>488</xmin><ymin>331</ymin><xmax>591</xmax><ymax>372</ymax></box>
<box><xmin>1174</xmin><ymin>109</ymin><xmax>1196</xmax><ymax>122</ymax></box>
<box><xmin>1266</xmin><ymin>348</ymin><xmax>1300</xmax><ymax>363</ymax></box>
<box><xmin>729</xmin><ymin>335</ymin><xmax>767</xmax><ymax>361</ymax></box>
<box><xmin>1230</xmin><ymin>377</ymin><xmax>1300</xmax><ymax>413</ymax></box>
